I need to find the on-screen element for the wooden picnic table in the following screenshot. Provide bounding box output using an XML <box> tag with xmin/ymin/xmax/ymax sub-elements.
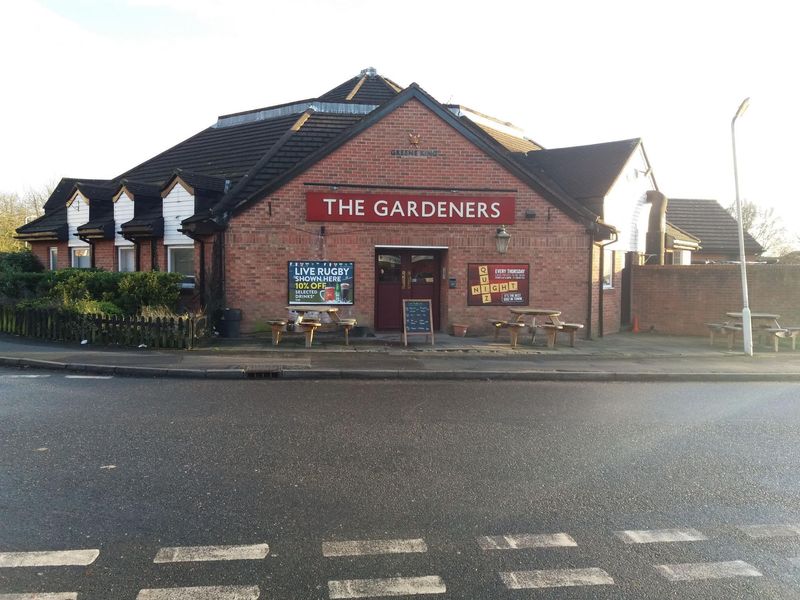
<box><xmin>509</xmin><ymin>308</ymin><xmax>561</xmax><ymax>345</ymax></box>
<box><xmin>269</xmin><ymin>306</ymin><xmax>357</xmax><ymax>347</ymax></box>
<box><xmin>722</xmin><ymin>311</ymin><xmax>791</xmax><ymax>352</ymax></box>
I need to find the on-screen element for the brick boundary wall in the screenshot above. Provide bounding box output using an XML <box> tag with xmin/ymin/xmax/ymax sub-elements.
<box><xmin>632</xmin><ymin>264</ymin><xmax>800</xmax><ymax>335</ymax></box>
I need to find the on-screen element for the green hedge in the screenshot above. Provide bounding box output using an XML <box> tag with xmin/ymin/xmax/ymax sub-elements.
<box><xmin>0</xmin><ymin>250</ymin><xmax>43</xmax><ymax>274</ymax></box>
<box><xmin>1</xmin><ymin>269</ymin><xmax>184</xmax><ymax>315</ymax></box>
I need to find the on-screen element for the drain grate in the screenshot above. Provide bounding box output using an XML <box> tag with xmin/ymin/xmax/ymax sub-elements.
<box><xmin>245</xmin><ymin>369</ymin><xmax>281</xmax><ymax>379</ymax></box>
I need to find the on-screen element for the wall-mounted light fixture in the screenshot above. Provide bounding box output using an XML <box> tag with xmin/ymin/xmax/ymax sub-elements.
<box><xmin>525</xmin><ymin>209</ymin><xmax>536</xmax><ymax>220</ymax></box>
<box><xmin>495</xmin><ymin>225</ymin><xmax>511</xmax><ymax>254</ymax></box>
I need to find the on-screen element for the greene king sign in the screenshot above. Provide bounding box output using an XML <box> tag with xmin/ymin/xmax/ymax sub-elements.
<box><xmin>306</xmin><ymin>191</ymin><xmax>515</xmax><ymax>224</ymax></box>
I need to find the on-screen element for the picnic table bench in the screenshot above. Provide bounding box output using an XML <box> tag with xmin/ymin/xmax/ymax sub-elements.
<box><xmin>269</xmin><ymin>306</ymin><xmax>357</xmax><ymax>348</ymax></box>
<box><xmin>706</xmin><ymin>312</ymin><xmax>800</xmax><ymax>351</ymax></box>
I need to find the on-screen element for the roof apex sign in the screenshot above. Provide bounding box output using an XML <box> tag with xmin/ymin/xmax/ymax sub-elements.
<box><xmin>306</xmin><ymin>191</ymin><xmax>515</xmax><ymax>224</ymax></box>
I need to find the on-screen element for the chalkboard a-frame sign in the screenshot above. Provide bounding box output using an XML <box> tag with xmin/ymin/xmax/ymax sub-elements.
<box><xmin>402</xmin><ymin>299</ymin><xmax>435</xmax><ymax>346</ymax></box>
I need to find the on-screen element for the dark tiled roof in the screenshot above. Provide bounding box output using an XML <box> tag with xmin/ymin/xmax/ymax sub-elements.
<box><xmin>77</xmin><ymin>215</ymin><xmax>115</xmax><ymax>239</ymax></box>
<box><xmin>75</xmin><ymin>182</ymin><xmax>116</xmax><ymax>203</ymax></box>
<box><xmin>665</xmin><ymin>198</ymin><xmax>763</xmax><ymax>255</ymax></box>
<box><xmin>318</xmin><ymin>70</ymin><xmax>402</xmax><ymax>104</ymax></box>
<box><xmin>118</xmin><ymin>113</ymin><xmax>302</xmax><ymax>186</ymax></box>
<box><xmin>118</xmin><ymin>180</ymin><xmax>162</xmax><ymax>198</ymax></box>
<box><xmin>43</xmin><ymin>177</ymin><xmax>108</xmax><ymax>211</ymax></box>
<box><xmin>171</xmin><ymin>170</ymin><xmax>228</xmax><ymax>194</ymax></box>
<box><xmin>515</xmin><ymin>139</ymin><xmax>641</xmax><ymax>202</ymax></box>
<box><xmin>15</xmin><ymin>207</ymin><xmax>68</xmax><ymax>240</ymax></box>
<box><xmin>220</xmin><ymin>111</ymin><xmax>365</xmax><ymax>212</ymax></box>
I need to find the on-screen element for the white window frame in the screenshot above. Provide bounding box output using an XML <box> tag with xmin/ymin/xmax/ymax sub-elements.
<box><xmin>602</xmin><ymin>249</ymin><xmax>614</xmax><ymax>289</ymax></box>
<box><xmin>167</xmin><ymin>245</ymin><xmax>195</xmax><ymax>288</ymax></box>
<box><xmin>49</xmin><ymin>246</ymin><xmax>58</xmax><ymax>271</ymax></box>
<box><xmin>71</xmin><ymin>247</ymin><xmax>91</xmax><ymax>269</ymax></box>
<box><xmin>118</xmin><ymin>246</ymin><xmax>136</xmax><ymax>273</ymax></box>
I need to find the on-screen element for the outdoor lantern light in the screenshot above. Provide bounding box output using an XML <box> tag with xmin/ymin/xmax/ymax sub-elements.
<box><xmin>495</xmin><ymin>225</ymin><xmax>511</xmax><ymax>254</ymax></box>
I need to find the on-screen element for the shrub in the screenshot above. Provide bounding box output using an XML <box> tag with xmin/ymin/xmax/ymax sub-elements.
<box><xmin>0</xmin><ymin>250</ymin><xmax>43</xmax><ymax>274</ymax></box>
<box><xmin>1</xmin><ymin>269</ymin><xmax>184</xmax><ymax>316</ymax></box>
<box><xmin>116</xmin><ymin>272</ymin><xmax>183</xmax><ymax>314</ymax></box>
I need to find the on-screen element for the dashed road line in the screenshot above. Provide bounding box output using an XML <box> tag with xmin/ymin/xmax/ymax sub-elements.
<box><xmin>322</xmin><ymin>538</ymin><xmax>427</xmax><ymax>557</ymax></box>
<box><xmin>615</xmin><ymin>528</ymin><xmax>708</xmax><ymax>544</ymax></box>
<box><xmin>0</xmin><ymin>374</ymin><xmax>51</xmax><ymax>378</ymax></box>
<box><xmin>0</xmin><ymin>549</ymin><xmax>99</xmax><ymax>568</ymax></box>
<box><xmin>64</xmin><ymin>375</ymin><xmax>113</xmax><ymax>379</ymax></box>
<box><xmin>477</xmin><ymin>533</ymin><xmax>577</xmax><ymax>550</ymax></box>
<box><xmin>739</xmin><ymin>523</ymin><xmax>800</xmax><ymax>538</ymax></box>
<box><xmin>500</xmin><ymin>568</ymin><xmax>614</xmax><ymax>589</ymax></box>
<box><xmin>0</xmin><ymin>594</ymin><xmax>78</xmax><ymax>600</ymax></box>
<box><xmin>136</xmin><ymin>585</ymin><xmax>260</xmax><ymax>600</ymax></box>
<box><xmin>153</xmin><ymin>543</ymin><xmax>269</xmax><ymax>563</ymax></box>
<box><xmin>655</xmin><ymin>560</ymin><xmax>762</xmax><ymax>581</ymax></box>
<box><xmin>328</xmin><ymin>576</ymin><xmax>446</xmax><ymax>598</ymax></box>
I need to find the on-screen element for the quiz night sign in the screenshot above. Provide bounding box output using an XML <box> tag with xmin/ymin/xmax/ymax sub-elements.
<box><xmin>306</xmin><ymin>191</ymin><xmax>515</xmax><ymax>224</ymax></box>
<box><xmin>288</xmin><ymin>261</ymin><xmax>354</xmax><ymax>305</ymax></box>
<box><xmin>467</xmin><ymin>263</ymin><xmax>529</xmax><ymax>306</ymax></box>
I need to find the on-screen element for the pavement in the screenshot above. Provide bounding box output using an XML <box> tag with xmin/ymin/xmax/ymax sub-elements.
<box><xmin>2</xmin><ymin>327</ymin><xmax>800</xmax><ymax>381</ymax></box>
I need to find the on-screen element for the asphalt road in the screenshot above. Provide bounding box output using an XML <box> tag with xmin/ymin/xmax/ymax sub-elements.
<box><xmin>0</xmin><ymin>369</ymin><xmax>799</xmax><ymax>599</ymax></box>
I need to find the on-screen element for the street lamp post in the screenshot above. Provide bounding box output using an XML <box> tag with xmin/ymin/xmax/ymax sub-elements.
<box><xmin>731</xmin><ymin>97</ymin><xmax>753</xmax><ymax>356</ymax></box>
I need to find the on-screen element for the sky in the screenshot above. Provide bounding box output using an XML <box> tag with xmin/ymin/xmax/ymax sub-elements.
<box><xmin>1</xmin><ymin>0</ymin><xmax>798</xmax><ymax>248</ymax></box>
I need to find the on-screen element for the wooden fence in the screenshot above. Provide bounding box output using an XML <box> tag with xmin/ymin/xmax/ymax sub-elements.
<box><xmin>0</xmin><ymin>306</ymin><xmax>206</xmax><ymax>349</ymax></box>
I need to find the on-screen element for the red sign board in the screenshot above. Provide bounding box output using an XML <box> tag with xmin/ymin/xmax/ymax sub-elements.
<box><xmin>306</xmin><ymin>191</ymin><xmax>515</xmax><ymax>224</ymax></box>
<box><xmin>467</xmin><ymin>263</ymin><xmax>529</xmax><ymax>306</ymax></box>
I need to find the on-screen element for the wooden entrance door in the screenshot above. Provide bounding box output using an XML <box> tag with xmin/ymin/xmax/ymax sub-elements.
<box><xmin>375</xmin><ymin>251</ymin><xmax>440</xmax><ymax>330</ymax></box>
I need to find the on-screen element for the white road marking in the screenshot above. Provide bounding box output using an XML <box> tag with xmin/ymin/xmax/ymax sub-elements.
<box><xmin>615</xmin><ymin>528</ymin><xmax>708</xmax><ymax>544</ymax></box>
<box><xmin>477</xmin><ymin>532</ymin><xmax>577</xmax><ymax>550</ymax></box>
<box><xmin>655</xmin><ymin>560</ymin><xmax>762</xmax><ymax>581</ymax></box>
<box><xmin>0</xmin><ymin>374</ymin><xmax>50</xmax><ymax>378</ymax></box>
<box><xmin>0</xmin><ymin>549</ymin><xmax>99</xmax><ymax>568</ymax></box>
<box><xmin>0</xmin><ymin>594</ymin><xmax>78</xmax><ymax>600</ymax></box>
<box><xmin>328</xmin><ymin>576</ymin><xmax>446</xmax><ymax>598</ymax></box>
<box><xmin>136</xmin><ymin>586</ymin><xmax>260</xmax><ymax>600</ymax></box>
<box><xmin>322</xmin><ymin>538</ymin><xmax>427</xmax><ymax>557</ymax></box>
<box><xmin>153</xmin><ymin>544</ymin><xmax>269</xmax><ymax>563</ymax></box>
<box><xmin>500</xmin><ymin>568</ymin><xmax>614</xmax><ymax>589</ymax></box>
<box><xmin>739</xmin><ymin>523</ymin><xmax>800</xmax><ymax>538</ymax></box>
<box><xmin>64</xmin><ymin>375</ymin><xmax>113</xmax><ymax>379</ymax></box>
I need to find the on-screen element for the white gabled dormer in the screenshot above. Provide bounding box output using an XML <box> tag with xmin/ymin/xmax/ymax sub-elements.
<box><xmin>161</xmin><ymin>177</ymin><xmax>195</xmax><ymax>246</ymax></box>
<box><xmin>66</xmin><ymin>190</ymin><xmax>90</xmax><ymax>248</ymax></box>
<box><xmin>161</xmin><ymin>176</ymin><xmax>196</xmax><ymax>287</ymax></box>
<box><xmin>112</xmin><ymin>189</ymin><xmax>135</xmax><ymax>247</ymax></box>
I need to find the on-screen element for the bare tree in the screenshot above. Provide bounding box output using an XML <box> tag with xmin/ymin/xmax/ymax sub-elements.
<box><xmin>0</xmin><ymin>183</ymin><xmax>52</xmax><ymax>252</ymax></box>
<box><xmin>728</xmin><ymin>199</ymin><xmax>791</xmax><ymax>256</ymax></box>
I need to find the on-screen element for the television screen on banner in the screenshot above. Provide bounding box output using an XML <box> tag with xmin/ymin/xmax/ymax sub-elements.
<box><xmin>467</xmin><ymin>263</ymin><xmax>529</xmax><ymax>306</ymax></box>
<box><xmin>288</xmin><ymin>261</ymin><xmax>354</xmax><ymax>305</ymax></box>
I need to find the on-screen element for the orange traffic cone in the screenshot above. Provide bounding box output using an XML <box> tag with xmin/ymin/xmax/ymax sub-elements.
<box><xmin>632</xmin><ymin>315</ymin><xmax>640</xmax><ymax>333</ymax></box>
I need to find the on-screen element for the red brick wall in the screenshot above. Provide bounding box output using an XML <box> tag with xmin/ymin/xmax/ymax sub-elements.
<box><xmin>92</xmin><ymin>240</ymin><xmax>115</xmax><ymax>270</ymax></box>
<box><xmin>29</xmin><ymin>242</ymin><xmax>67</xmax><ymax>270</ymax></box>
<box><xmin>632</xmin><ymin>264</ymin><xmax>800</xmax><ymax>334</ymax></box>
<box><xmin>226</xmin><ymin>98</ymin><xmax>595</xmax><ymax>334</ymax></box>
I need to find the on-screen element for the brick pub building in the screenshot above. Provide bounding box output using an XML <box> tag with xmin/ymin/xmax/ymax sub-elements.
<box><xmin>18</xmin><ymin>68</ymin><xmax>652</xmax><ymax>338</ymax></box>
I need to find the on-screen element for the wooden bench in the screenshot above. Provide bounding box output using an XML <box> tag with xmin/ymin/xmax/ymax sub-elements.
<box><xmin>722</xmin><ymin>323</ymin><xmax>742</xmax><ymax>350</ymax></box>
<box><xmin>540</xmin><ymin>315</ymin><xmax>584</xmax><ymax>348</ymax></box>
<box><xmin>268</xmin><ymin>319</ymin><xmax>287</xmax><ymax>346</ymax></box>
<box><xmin>336</xmin><ymin>318</ymin><xmax>358</xmax><ymax>346</ymax></box>
<box><xmin>268</xmin><ymin>318</ymin><xmax>321</xmax><ymax>348</ymax></box>
<box><xmin>704</xmin><ymin>322</ymin><xmax>728</xmax><ymax>346</ymax></box>
<box><xmin>780</xmin><ymin>327</ymin><xmax>800</xmax><ymax>350</ymax></box>
<box><xmin>488</xmin><ymin>319</ymin><xmax>526</xmax><ymax>348</ymax></box>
